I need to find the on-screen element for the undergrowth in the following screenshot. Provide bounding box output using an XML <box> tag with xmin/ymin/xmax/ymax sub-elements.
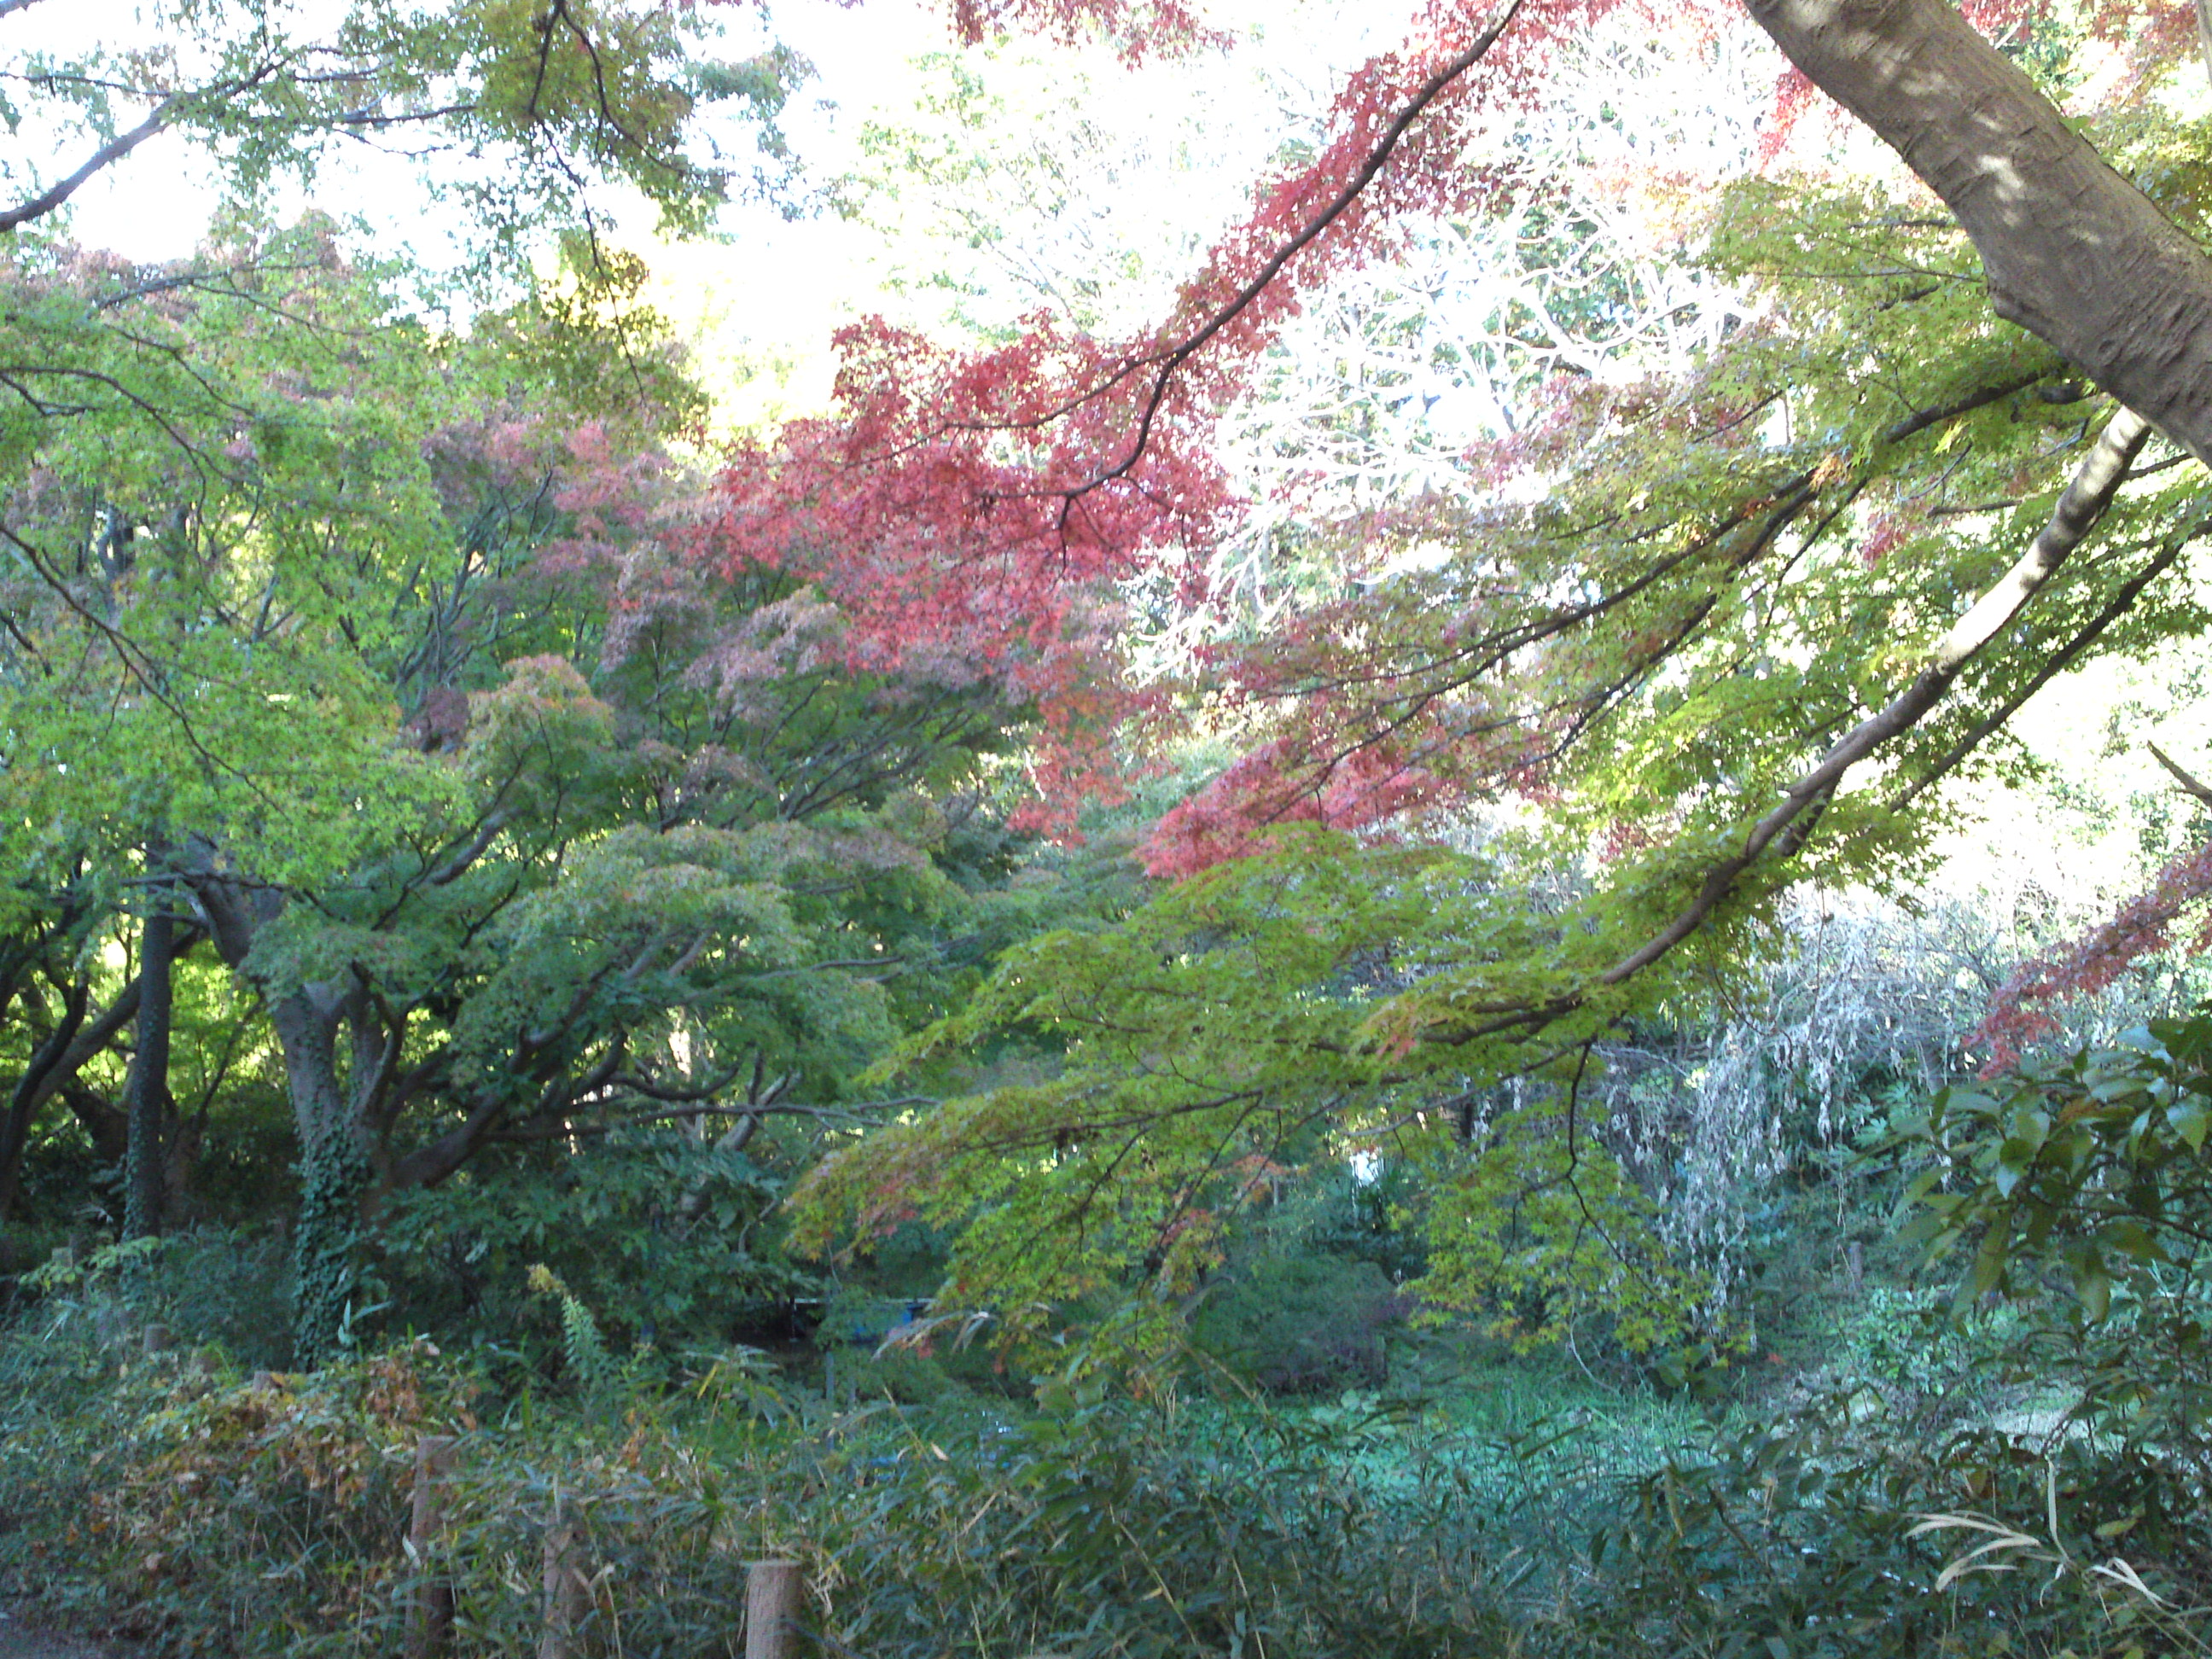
<box><xmin>3</xmin><ymin>1253</ymin><xmax>2207</xmax><ymax>1659</ymax></box>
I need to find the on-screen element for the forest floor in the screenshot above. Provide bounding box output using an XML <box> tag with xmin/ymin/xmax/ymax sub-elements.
<box><xmin>0</xmin><ymin>1604</ymin><xmax>128</xmax><ymax>1659</ymax></box>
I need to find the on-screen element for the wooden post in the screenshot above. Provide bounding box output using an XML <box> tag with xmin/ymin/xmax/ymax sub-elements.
<box><xmin>538</xmin><ymin>1497</ymin><xmax>589</xmax><ymax>1659</ymax></box>
<box><xmin>142</xmin><ymin>1323</ymin><xmax>173</xmax><ymax>1356</ymax></box>
<box><xmin>744</xmin><ymin>1558</ymin><xmax>805</xmax><ymax>1659</ymax></box>
<box><xmin>405</xmin><ymin>1434</ymin><xmax>459</xmax><ymax>1659</ymax></box>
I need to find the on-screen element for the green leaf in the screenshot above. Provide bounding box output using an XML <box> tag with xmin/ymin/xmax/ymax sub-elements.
<box><xmin>2168</xmin><ymin>1099</ymin><xmax>2211</xmax><ymax>1153</ymax></box>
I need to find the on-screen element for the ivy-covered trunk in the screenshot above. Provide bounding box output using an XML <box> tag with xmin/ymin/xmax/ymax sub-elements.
<box><xmin>269</xmin><ymin>989</ymin><xmax>375</xmax><ymax>1369</ymax></box>
<box><xmin>190</xmin><ymin>864</ymin><xmax>378</xmax><ymax>1367</ymax></box>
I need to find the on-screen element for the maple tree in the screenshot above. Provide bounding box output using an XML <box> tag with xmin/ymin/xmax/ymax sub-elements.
<box><xmin>771</xmin><ymin>0</ymin><xmax>2212</xmax><ymax>1346</ymax></box>
<box><xmin>8</xmin><ymin>0</ymin><xmax>2212</xmax><ymax>1371</ymax></box>
<box><xmin>0</xmin><ymin>1</ymin><xmax>1027</xmax><ymax>1358</ymax></box>
<box><xmin>0</xmin><ymin>229</ymin><xmax>1066</xmax><ymax>1360</ymax></box>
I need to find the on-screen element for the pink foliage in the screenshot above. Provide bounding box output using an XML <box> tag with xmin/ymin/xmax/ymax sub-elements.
<box><xmin>696</xmin><ymin>0</ymin><xmax>2128</xmax><ymax>852</ymax></box>
<box><xmin>705</xmin><ymin>0</ymin><xmax>1710</xmax><ymax>830</ymax></box>
<box><xmin>1976</xmin><ymin>838</ymin><xmax>2212</xmax><ymax>1067</ymax></box>
<box><xmin>1138</xmin><ymin>733</ymin><xmax>1442</xmax><ymax>877</ymax></box>
<box><xmin>946</xmin><ymin>0</ymin><xmax>1225</xmax><ymax>57</ymax></box>
<box><xmin>1857</xmin><ymin>509</ymin><xmax>1925</xmax><ymax>570</ymax></box>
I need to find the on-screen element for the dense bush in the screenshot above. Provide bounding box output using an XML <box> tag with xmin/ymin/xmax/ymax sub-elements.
<box><xmin>0</xmin><ymin>1302</ymin><xmax>1524</xmax><ymax>1657</ymax></box>
<box><xmin>1554</xmin><ymin>1389</ymin><xmax>2212</xmax><ymax>1659</ymax></box>
<box><xmin>364</xmin><ymin>1132</ymin><xmax>812</xmax><ymax>1386</ymax></box>
<box><xmin>1190</xmin><ymin>1250</ymin><xmax>1403</xmax><ymax>1394</ymax></box>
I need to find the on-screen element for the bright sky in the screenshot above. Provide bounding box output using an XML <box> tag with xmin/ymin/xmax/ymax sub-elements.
<box><xmin>34</xmin><ymin>1</ymin><xmax>951</xmax><ymax>267</ymax></box>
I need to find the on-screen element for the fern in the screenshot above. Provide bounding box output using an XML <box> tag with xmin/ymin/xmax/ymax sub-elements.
<box><xmin>526</xmin><ymin>1264</ymin><xmax>614</xmax><ymax>1393</ymax></box>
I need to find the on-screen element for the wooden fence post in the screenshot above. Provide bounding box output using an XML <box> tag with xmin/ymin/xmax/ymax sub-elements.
<box><xmin>744</xmin><ymin>1558</ymin><xmax>806</xmax><ymax>1659</ymax></box>
<box><xmin>404</xmin><ymin>1434</ymin><xmax>459</xmax><ymax>1659</ymax></box>
<box><xmin>538</xmin><ymin>1496</ymin><xmax>589</xmax><ymax>1659</ymax></box>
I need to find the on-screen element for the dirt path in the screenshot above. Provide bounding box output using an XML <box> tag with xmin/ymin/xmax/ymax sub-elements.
<box><xmin>0</xmin><ymin>1606</ymin><xmax>120</xmax><ymax>1659</ymax></box>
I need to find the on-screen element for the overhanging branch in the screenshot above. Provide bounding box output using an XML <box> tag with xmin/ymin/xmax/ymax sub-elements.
<box><xmin>1598</xmin><ymin>404</ymin><xmax>2151</xmax><ymax>988</ymax></box>
<box><xmin>1440</xmin><ymin>402</ymin><xmax>2159</xmax><ymax>1045</ymax></box>
<box><xmin>0</xmin><ymin>106</ymin><xmax>172</xmax><ymax>234</ymax></box>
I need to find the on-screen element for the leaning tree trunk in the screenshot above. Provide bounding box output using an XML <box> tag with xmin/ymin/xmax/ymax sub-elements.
<box><xmin>0</xmin><ymin>975</ymin><xmax>142</xmax><ymax>1228</ymax></box>
<box><xmin>0</xmin><ymin>987</ymin><xmax>84</xmax><ymax>1231</ymax></box>
<box><xmin>1743</xmin><ymin>0</ymin><xmax>2212</xmax><ymax>466</ymax></box>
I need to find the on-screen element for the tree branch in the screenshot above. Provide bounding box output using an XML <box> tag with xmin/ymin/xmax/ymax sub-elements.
<box><xmin>0</xmin><ymin>105</ymin><xmax>172</xmax><ymax>234</ymax></box>
<box><xmin>2149</xmin><ymin>741</ymin><xmax>2212</xmax><ymax>810</ymax></box>
<box><xmin>1890</xmin><ymin>533</ymin><xmax>2194</xmax><ymax>813</ymax></box>
<box><xmin>491</xmin><ymin>1097</ymin><xmax>934</xmax><ymax>1144</ymax></box>
<box><xmin>1744</xmin><ymin>0</ymin><xmax>2212</xmax><ymax>464</ymax></box>
<box><xmin>1437</xmin><ymin>402</ymin><xmax>2155</xmax><ymax>1048</ymax></box>
<box><xmin>1595</xmin><ymin>405</ymin><xmax>2151</xmax><ymax>988</ymax></box>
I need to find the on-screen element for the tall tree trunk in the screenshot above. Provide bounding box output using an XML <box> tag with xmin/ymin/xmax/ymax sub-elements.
<box><xmin>1741</xmin><ymin>0</ymin><xmax>2212</xmax><ymax>465</ymax></box>
<box><xmin>123</xmin><ymin>903</ymin><xmax>175</xmax><ymax>1240</ymax></box>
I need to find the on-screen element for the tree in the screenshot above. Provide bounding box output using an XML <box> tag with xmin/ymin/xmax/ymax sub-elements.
<box><xmin>0</xmin><ymin>0</ymin><xmax>838</xmax><ymax>1348</ymax></box>
<box><xmin>0</xmin><ymin>866</ymin><xmax>154</xmax><ymax>1237</ymax></box>
<box><xmin>0</xmin><ymin>0</ymin><xmax>799</xmax><ymax>260</ymax></box>
<box><xmin>767</xmin><ymin>0</ymin><xmax>2212</xmax><ymax>1345</ymax></box>
<box><xmin>1746</xmin><ymin>0</ymin><xmax>2212</xmax><ymax>463</ymax></box>
<box><xmin>0</xmin><ymin>230</ymin><xmax>1059</xmax><ymax>1358</ymax></box>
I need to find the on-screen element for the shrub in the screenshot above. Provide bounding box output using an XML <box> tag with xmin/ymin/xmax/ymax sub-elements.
<box><xmin>365</xmin><ymin>1132</ymin><xmax>811</xmax><ymax>1385</ymax></box>
<box><xmin>1191</xmin><ymin>1249</ymin><xmax>1404</xmax><ymax>1394</ymax></box>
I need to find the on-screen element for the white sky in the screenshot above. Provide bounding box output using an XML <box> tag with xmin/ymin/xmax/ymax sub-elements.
<box><xmin>28</xmin><ymin>0</ymin><xmax>951</xmax><ymax>265</ymax></box>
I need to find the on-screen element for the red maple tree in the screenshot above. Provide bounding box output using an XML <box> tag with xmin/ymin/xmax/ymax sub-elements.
<box><xmin>707</xmin><ymin>0</ymin><xmax>2204</xmax><ymax>1017</ymax></box>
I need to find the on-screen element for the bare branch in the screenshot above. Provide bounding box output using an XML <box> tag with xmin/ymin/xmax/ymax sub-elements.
<box><xmin>2149</xmin><ymin>741</ymin><xmax>2212</xmax><ymax>810</ymax></box>
<box><xmin>0</xmin><ymin>105</ymin><xmax>172</xmax><ymax>234</ymax></box>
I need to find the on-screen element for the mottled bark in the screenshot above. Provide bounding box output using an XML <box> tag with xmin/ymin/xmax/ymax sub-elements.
<box><xmin>123</xmin><ymin>904</ymin><xmax>176</xmax><ymax>1239</ymax></box>
<box><xmin>1744</xmin><ymin>0</ymin><xmax>2212</xmax><ymax>465</ymax></box>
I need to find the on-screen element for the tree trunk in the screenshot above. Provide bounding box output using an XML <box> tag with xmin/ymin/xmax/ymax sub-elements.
<box><xmin>0</xmin><ymin>973</ymin><xmax>142</xmax><ymax>1226</ymax></box>
<box><xmin>0</xmin><ymin>981</ymin><xmax>85</xmax><ymax>1229</ymax></box>
<box><xmin>272</xmin><ymin>988</ymin><xmax>375</xmax><ymax>1368</ymax></box>
<box><xmin>162</xmin><ymin>1105</ymin><xmax>205</xmax><ymax>1231</ymax></box>
<box><xmin>187</xmin><ymin>859</ymin><xmax>380</xmax><ymax>1366</ymax></box>
<box><xmin>1743</xmin><ymin>0</ymin><xmax>2212</xmax><ymax>466</ymax></box>
<box><xmin>60</xmin><ymin>1082</ymin><xmax>127</xmax><ymax>1167</ymax></box>
<box><xmin>123</xmin><ymin>904</ymin><xmax>175</xmax><ymax>1240</ymax></box>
